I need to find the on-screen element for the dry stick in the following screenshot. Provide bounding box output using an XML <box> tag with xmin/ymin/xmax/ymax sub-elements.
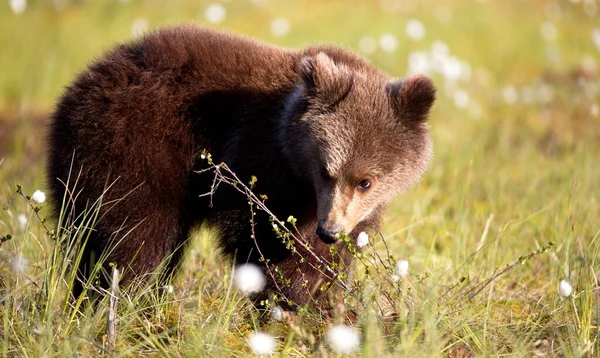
<box><xmin>106</xmin><ymin>267</ymin><xmax>120</xmax><ymax>352</ymax></box>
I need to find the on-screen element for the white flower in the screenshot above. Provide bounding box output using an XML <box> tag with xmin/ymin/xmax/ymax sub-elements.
<box><xmin>9</xmin><ymin>0</ymin><xmax>27</xmax><ymax>14</ymax></box>
<box><xmin>18</xmin><ymin>214</ymin><xmax>28</xmax><ymax>229</ymax></box>
<box><xmin>405</xmin><ymin>19</ymin><xmax>426</xmax><ymax>40</ymax></box>
<box><xmin>358</xmin><ymin>35</ymin><xmax>377</xmax><ymax>55</ymax></box>
<box><xmin>395</xmin><ymin>260</ymin><xmax>409</xmax><ymax>278</ymax></box>
<box><xmin>31</xmin><ymin>190</ymin><xmax>46</xmax><ymax>204</ymax></box>
<box><xmin>12</xmin><ymin>255</ymin><xmax>27</xmax><ymax>275</ymax></box>
<box><xmin>558</xmin><ymin>280</ymin><xmax>573</xmax><ymax>298</ymax></box>
<box><xmin>247</xmin><ymin>332</ymin><xmax>276</xmax><ymax>356</ymax></box>
<box><xmin>234</xmin><ymin>263</ymin><xmax>266</xmax><ymax>295</ymax></box>
<box><xmin>271</xmin><ymin>306</ymin><xmax>283</xmax><ymax>321</ymax></box>
<box><xmin>204</xmin><ymin>3</ymin><xmax>226</xmax><ymax>24</ymax></box>
<box><xmin>356</xmin><ymin>231</ymin><xmax>369</xmax><ymax>248</ymax></box>
<box><xmin>379</xmin><ymin>33</ymin><xmax>398</xmax><ymax>53</ymax></box>
<box><xmin>162</xmin><ymin>285</ymin><xmax>174</xmax><ymax>294</ymax></box>
<box><xmin>327</xmin><ymin>325</ymin><xmax>360</xmax><ymax>354</ymax></box>
<box><xmin>591</xmin><ymin>104</ymin><xmax>599</xmax><ymax>117</ymax></box>
<box><xmin>270</xmin><ymin>17</ymin><xmax>290</xmax><ymax>38</ymax></box>
<box><xmin>131</xmin><ymin>18</ymin><xmax>149</xmax><ymax>37</ymax></box>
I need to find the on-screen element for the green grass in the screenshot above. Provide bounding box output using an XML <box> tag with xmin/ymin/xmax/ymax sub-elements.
<box><xmin>1</xmin><ymin>0</ymin><xmax>600</xmax><ymax>356</ymax></box>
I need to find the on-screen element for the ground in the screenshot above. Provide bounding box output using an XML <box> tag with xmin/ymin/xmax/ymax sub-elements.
<box><xmin>0</xmin><ymin>0</ymin><xmax>599</xmax><ymax>356</ymax></box>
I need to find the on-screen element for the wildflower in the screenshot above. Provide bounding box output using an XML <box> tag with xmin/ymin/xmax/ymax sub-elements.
<box><xmin>379</xmin><ymin>33</ymin><xmax>398</xmax><ymax>53</ymax></box>
<box><xmin>248</xmin><ymin>332</ymin><xmax>276</xmax><ymax>356</ymax></box>
<box><xmin>31</xmin><ymin>190</ymin><xmax>46</xmax><ymax>204</ymax></box>
<box><xmin>18</xmin><ymin>214</ymin><xmax>28</xmax><ymax>229</ymax></box>
<box><xmin>271</xmin><ymin>306</ymin><xmax>283</xmax><ymax>321</ymax></box>
<box><xmin>327</xmin><ymin>324</ymin><xmax>360</xmax><ymax>354</ymax></box>
<box><xmin>395</xmin><ymin>260</ymin><xmax>409</xmax><ymax>278</ymax></box>
<box><xmin>405</xmin><ymin>19</ymin><xmax>426</xmax><ymax>40</ymax></box>
<box><xmin>356</xmin><ymin>231</ymin><xmax>369</xmax><ymax>248</ymax></box>
<box><xmin>131</xmin><ymin>18</ymin><xmax>148</xmax><ymax>37</ymax></box>
<box><xmin>9</xmin><ymin>0</ymin><xmax>27</xmax><ymax>14</ymax></box>
<box><xmin>358</xmin><ymin>36</ymin><xmax>377</xmax><ymax>54</ymax></box>
<box><xmin>204</xmin><ymin>3</ymin><xmax>226</xmax><ymax>24</ymax></box>
<box><xmin>162</xmin><ymin>285</ymin><xmax>174</xmax><ymax>294</ymax></box>
<box><xmin>270</xmin><ymin>17</ymin><xmax>290</xmax><ymax>38</ymax></box>
<box><xmin>558</xmin><ymin>280</ymin><xmax>573</xmax><ymax>298</ymax></box>
<box><xmin>234</xmin><ymin>263</ymin><xmax>266</xmax><ymax>295</ymax></box>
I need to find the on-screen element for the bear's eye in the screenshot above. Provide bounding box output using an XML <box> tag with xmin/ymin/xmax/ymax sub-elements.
<box><xmin>357</xmin><ymin>179</ymin><xmax>372</xmax><ymax>192</ymax></box>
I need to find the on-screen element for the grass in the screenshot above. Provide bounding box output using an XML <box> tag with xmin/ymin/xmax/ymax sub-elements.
<box><xmin>1</xmin><ymin>0</ymin><xmax>599</xmax><ymax>356</ymax></box>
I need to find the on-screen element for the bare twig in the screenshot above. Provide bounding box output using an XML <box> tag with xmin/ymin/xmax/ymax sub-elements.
<box><xmin>106</xmin><ymin>267</ymin><xmax>120</xmax><ymax>352</ymax></box>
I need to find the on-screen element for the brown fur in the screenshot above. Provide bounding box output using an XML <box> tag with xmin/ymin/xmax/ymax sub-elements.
<box><xmin>47</xmin><ymin>25</ymin><xmax>435</xmax><ymax>306</ymax></box>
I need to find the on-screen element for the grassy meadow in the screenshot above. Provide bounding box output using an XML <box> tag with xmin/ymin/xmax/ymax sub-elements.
<box><xmin>1</xmin><ymin>0</ymin><xmax>600</xmax><ymax>356</ymax></box>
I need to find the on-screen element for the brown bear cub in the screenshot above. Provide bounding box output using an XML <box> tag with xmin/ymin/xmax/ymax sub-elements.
<box><xmin>47</xmin><ymin>25</ymin><xmax>435</xmax><ymax>306</ymax></box>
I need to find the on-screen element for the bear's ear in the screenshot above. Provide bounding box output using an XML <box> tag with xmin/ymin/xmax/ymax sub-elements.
<box><xmin>387</xmin><ymin>75</ymin><xmax>436</xmax><ymax>123</ymax></box>
<box><xmin>298</xmin><ymin>53</ymin><xmax>353</xmax><ymax>105</ymax></box>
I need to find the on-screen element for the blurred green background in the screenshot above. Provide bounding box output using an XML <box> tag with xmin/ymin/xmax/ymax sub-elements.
<box><xmin>1</xmin><ymin>0</ymin><xmax>599</xmax><ymax>355</ymax></box>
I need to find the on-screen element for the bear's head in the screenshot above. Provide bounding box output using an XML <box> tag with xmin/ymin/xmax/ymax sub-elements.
<box><xmin>280</xmin><ymin>52</ymin><xmax>435</xmax><ymax>244</ymax></box>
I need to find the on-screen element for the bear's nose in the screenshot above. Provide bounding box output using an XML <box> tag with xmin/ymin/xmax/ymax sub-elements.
<box><xmin>316</xmin><ymin>222</ymin><xmax>341</xmax><ymax>244</ymax></box>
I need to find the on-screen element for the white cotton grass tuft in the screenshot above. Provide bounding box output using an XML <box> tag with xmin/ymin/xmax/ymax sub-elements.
<box><xmin>558</xmin><ymin>280</ymin><xmax>573</xmax><ymax>298</ymax></box>
<box><xmin>270</xmin><ymin>17</ymin><xmax>290</xmax><ymax>38</ymax></box>
<box><xmin>395</xmin><ymin>260</ymin><xmax>409</xmax><ymax>278</ymax></box>
<box><xmin>131</xmin><ymin>18</ymin><xmax>149</xmax><ymax>37</ymax></box>
<box><xmin>204</xmin><ymin>3</ymin><xmax>227</xmax><ymax>24</ymax></box>
<box><xmin>247</xmin><ymin>332</ymin><xmax>276</xmax><ymax>356</ymax></box>
<box><xmin>356</xmin><ymin>231</ymin><xmax>369</xmax><ymax>248</ymax></box>
<box><xmin>18</xmin><ymin>214</ymin><xmax>28</xmax><ymax>229</ymax></box>
<box><xmin>358</xmin><ymin>35</ymin><xmax>377</xmax><ymax>55</ymax></box>
<box><xmin>327</xmin><ymin>324</ymin><xmax>360</xmax><ymax>354</ymax></box>
<box><xmin>502</xmin><ymin>85</ymin><xmax>519</xmax><ymax>104</ymax></box>
<box><xmin>162</xmin><ymin>285</ymin><xmax>174</xmax><ymax>294</ymax></box>
<box><xmin>379</xmin><ymin>33</ymin><xmax>398</xmax><ymax>53</ymax></box>
<box><xmin>31</xmin><ymin>190</ymin><xmax>46</xmax><ymax>204</ymax></box>
<box><xmin>9</xmin><ymin>0</ymin><xmax>27</xmax><ymax>14</ymax></box>
<box><xmin>405</xmin><ymin>19</ymin><xmax>426</xmax><ymax>40</ymax></box>
<box><xmin>233</xmin><ymin>263</ymin><xmax>266</xmax><ymax>295</ymax></box>
<box><xmin>12</xmin><ymin>255</ymin><xmax>28</xmax><ymax>275</ymax></box>
<box><xmin>271</xmin><ymin>306</ymin><xmax>283</xmax><ymax>321</ymax></box>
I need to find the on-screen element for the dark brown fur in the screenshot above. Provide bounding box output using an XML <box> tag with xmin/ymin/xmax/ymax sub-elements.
<box><xmin>47</xmin><ymin>26</ymin><xmax>435</xmax><ymax>306</ymax></box>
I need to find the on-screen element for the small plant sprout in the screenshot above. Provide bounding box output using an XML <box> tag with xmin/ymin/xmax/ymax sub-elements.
<box><xmin>356</xmin><ymin>231</ymin><xmax>369</xmax><ymax>248</ymax></box>
<box><xmin>247</xmin><ymin>332</ymin><xmax>276</xmax><ymax>356</ymax></box>
<box><xmin>327</xmin><ymin>324</ymin><xmax>360</xmax><ymax>354</ymax></box>
<box><xmin>233</xmin><ymin>263</ymin><xmax>266</xmax><ymax>295</ymax></box>
<box><xmin>395</xmin><ymin>260</ymin><xmax>409</xmax><ymax>278</ymax></box>
<box><xmin>271</xmin><ymin>306</ymin><xmax>283</xmax><ymax>321</ymax></box>
<box><xmin>31</xmin><ymin>190</ymin><xmax>46</xmax><ymax>204</ymax></box>
<box><xmin>558</xmin><ymin>280</ymin><xmax>573</xmax><ymax>298</ymax></box>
